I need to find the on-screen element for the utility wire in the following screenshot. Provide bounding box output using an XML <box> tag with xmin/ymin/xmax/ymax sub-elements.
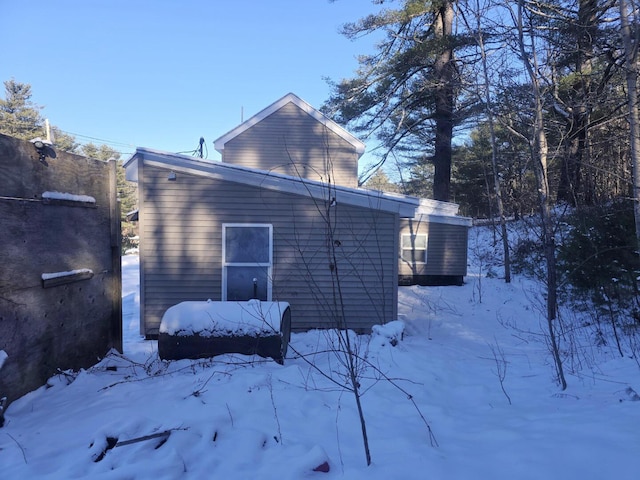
<box><xmin>58</xmin><ymin>129</ymin><xmax>136</xmax><ymax>148</ymax></box>
<box><xmin>58</xmin><ymin>128</ymin><xmax>207</xmax><ymax>159</ymax></box>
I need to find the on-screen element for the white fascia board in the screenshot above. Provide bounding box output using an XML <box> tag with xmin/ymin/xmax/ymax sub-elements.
<box><xmin>379</xmin><ymin>192</ymin><xmax>464</xmax><ymax>218</ymax></box>
<box><xmin>412</xmin><ymin>212</ymin><xmax>473</xmax><ymax>227</ymax></box>
<box><xmin>135</xmin><ymin>148</ymin><xmax>418</xmax><ymax>217</ymax></box>
<box><xmin>213</xmin><ymin>93</ymin><xmax>366</xmax><ymax>156</ymax></box>
<box><xmin>123</xmin><ymin>154</ymin><xmax>139</xmax><ymax>182</ymax></box>
<box><xmin>417</xmin><ymin>198</ymin><xmax>460</xmax><ymax>216</ymax></box>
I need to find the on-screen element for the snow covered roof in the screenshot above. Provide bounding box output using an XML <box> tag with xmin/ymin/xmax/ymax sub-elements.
<box><xmin>414</xmin><ymin>199</ymin><xmax>472</xmax><ymax>227</ymax></box>
<box><xmin>124</xmin><ymin>147</ymin><xmax>420</xmax><ymax>218</ymax></box>
<box><xmin>213</xmin><ymin>93</ymin><xmax>366</xmax><ymax>156</ymax></box>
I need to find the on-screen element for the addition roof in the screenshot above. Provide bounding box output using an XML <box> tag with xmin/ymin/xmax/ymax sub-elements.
<box><xmin>213</xmin><ymin>93</ymin><xmax>366</xmax><ymax>156</ymax></box>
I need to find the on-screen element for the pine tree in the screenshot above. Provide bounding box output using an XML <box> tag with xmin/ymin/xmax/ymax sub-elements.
<box><xmin>0</xmin><ymin>79</ymin><xmax>79</xmax><ymax>152</ymax></box>
<box><xmin>323</xmin><ymin>0</ymin><xmax>472</xmax><ymax>202</ymax></box>
<box><xmin>0</xmin><ymin>79</ymin><xmax>43</xmax><ymax>140</ymax></box>
<box><xmin>80</xmin><ymin>143</ymin><xmax>138</xmax><ymax>229</ymax></box>
<box><xmin>363</xmin><ymin>169</ymin><xmax>400</xmax><ymax>193</ymax></box>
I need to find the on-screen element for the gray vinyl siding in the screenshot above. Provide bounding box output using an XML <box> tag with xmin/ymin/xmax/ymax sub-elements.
<box><xmin>221</xmin><ymin>102</ymin><xmax>359</xmax><ymax>188</ymax></box>
<box><xmin>139</xmin><ymin>164</ymin><xmax>398</xmax><ymax>336</ymax></box>
<box><xmin>399</xmin><ymin>217</ymin><xmax>468</xmax><ymax>277</ymax></box>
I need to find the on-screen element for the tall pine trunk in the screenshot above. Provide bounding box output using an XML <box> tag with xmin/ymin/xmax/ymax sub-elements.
<box><xmin>557</xmin><ymin>0</ymin><xmax>597</xmax><ymax>206</ymax></box>
<box><xmin>433</xmin><ymin>1</ymin><xmax>456</xmax><ymax>202</ymax></box>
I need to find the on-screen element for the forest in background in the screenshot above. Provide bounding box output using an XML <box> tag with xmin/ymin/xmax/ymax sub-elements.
<box><xmin>323</xmin><ymin>2</ymin><xmax>640</xmax><ymax>390</ymax></box>
<box><xmin>324</xmin><ymin>1</ymin><xmax>638</xmax><ymax>221</ymax></box>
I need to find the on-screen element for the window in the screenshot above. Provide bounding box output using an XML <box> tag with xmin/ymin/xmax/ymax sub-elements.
<box><xmin>222</xmin><ymin>224</ymin><xmax>272</xmax><ymax>301</ymax></box>
<box><xmin>401</xmin><ymin>234</ymin><xmax>427</xmax><ymax>264</ymax></box>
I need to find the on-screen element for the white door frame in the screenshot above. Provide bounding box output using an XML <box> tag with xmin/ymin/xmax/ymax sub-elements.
<box><xmin>221</xmin><ymin>223</ymin><xmax>273</xmax><ymax>301</ymax></box>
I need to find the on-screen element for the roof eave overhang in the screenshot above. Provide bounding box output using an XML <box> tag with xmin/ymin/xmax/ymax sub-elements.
<box><xmin>123</xmin><ymin>154</ymin><xmax>139</xmax><ymax>182</ymax></box>
<box><xmin>411</xmin><ymin>213</ymin><xmax>473</xmax><ymax>227</ymax></box>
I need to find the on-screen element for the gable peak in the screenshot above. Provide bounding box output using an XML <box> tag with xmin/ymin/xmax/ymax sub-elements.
<box><xmin>213</xmin><ymin>93</ymin><xmax>365</xmax><ymax>155</ymax></box>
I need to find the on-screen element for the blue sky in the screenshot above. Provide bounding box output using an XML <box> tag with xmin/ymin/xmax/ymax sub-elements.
<box><xmin>1</xmin><ymin>0</ymin><xmax>379</xmax><ymax>160</ymax></box>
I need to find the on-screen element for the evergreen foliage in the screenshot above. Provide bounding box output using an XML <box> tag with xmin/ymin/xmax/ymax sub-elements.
<box><xmin>557</xmin><ymin>201</ymin><xmax>640</xmax><ymax>347</ymax></box>
<box><xmin>323</xmin><ymin>0</ymin><xmax>473</xmax><ymax>202</ymax></box>
<box><xmin>362</xmin><ymin>169</ymin><xmax>400</xmax><ymax>193</ymax></box>
<box><xmin>558</xmin><ymin>201</ymin><xmax>640</xmax><ymax>296</ymax></box>
<box><xmin>0</xmin><ymin>79</ymin><xmax>43</xmax><ymax>140</ymax></box>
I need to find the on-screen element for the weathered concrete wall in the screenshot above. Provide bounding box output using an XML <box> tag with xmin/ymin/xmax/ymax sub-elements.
<box><xmin>0</xmin><ymin>133</ymin><xmax>121</xmax><ymax>409</ymax></box>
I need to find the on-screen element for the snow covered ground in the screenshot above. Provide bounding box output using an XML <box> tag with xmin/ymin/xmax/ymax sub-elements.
<box><xmin>1</xmin><ymin>226</ymin><xmax>639</xmax><ymax>479</ymax></box>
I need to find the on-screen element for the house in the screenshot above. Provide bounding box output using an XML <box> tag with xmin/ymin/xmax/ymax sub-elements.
<box><xmin>398</xmin><ymin>199</ymin><xmax>472</xmax><ymax>286</ymax></box>
<box><xmin>125</xmin><ymin>93</ymin><xmax>470</xmax><ymax>338</ymax></box>
<box><xmin>124</xmin><ymin>149</ymin><xmax>417</xmax><ymax>337</ymax></box>
<box><xmin>213</xmin><ymin>93</ymin><xmax>471</xmax><ymax>286</ymax></box>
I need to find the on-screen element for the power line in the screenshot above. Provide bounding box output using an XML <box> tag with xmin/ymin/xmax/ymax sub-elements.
<box><xmin>58</xmin><ymin>129</ymin><xmax>136</xmax><ymax>148</ymax></box>
<box><xmin>58</xmin><ymin>129</ymin><xmax>208</xmax><ymax>159</ymax></box>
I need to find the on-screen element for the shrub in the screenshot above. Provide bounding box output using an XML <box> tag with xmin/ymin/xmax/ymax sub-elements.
<box><xmin>511</xmin><ymin>237</ymin><xmax>545</xmax><ymax>278</ymax></box>
<box><xmin>557</xmin><ymin>200</ymin><xmax>639</xmax><ymax>298</ymax></box>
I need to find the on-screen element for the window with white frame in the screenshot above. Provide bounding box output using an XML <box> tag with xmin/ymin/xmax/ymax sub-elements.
<box><xmin>222</xmin><ymin>224</ymin><xmax>272</xmax><ymax>301</ymax></box>
<box><xmin>401</xmin><ymin>233</ymin><xmax>427</xmax><ymax>264</ymax></box>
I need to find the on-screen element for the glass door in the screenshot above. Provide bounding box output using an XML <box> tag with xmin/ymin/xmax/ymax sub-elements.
<box><xmin>222</xmin><ymin>224</ymin><xmax>272</xmax><ymax>301</ymax></box>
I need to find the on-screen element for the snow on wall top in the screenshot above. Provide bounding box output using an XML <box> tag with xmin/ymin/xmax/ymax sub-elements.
<box><xmin>42</xmin><ymin>191</ymin><xmax>96</xmax><ymax>203</ymax></box>
<box><xmin>160</xmin><ymin>299</ymin><xmax>290</xmax><ymax>337</ymax></box>
<box><xmin>41</xmin><ymin>269</ymin><xmax>94</xmax><ymax>281</ymax></box>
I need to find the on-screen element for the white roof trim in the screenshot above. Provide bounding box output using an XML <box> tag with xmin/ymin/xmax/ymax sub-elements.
<box><xmin>123</xmin><ymin>155</ymin><xmax>138</xmax><ymax>182</ymax></box>
<box><xmin>213</xmin><ymin>93</ymin><xmax>366</xmax><ymax>156</ymax></box>
<box><xmin>409</xmin><ymin>213</ymin><xmax>473</xmax><ymax>227</ymax></box>
<box><xmin>125</xmin><ymin>148</ymin><xmax>418</xmax><ymax>217</ymax></box>
<box><xmin>381</xmin><ymin>192</ymin><xmax>461</xmax><ymax>216</ymax></box>
<box><xmin>417</xmin><ymin>198</ymin><xmax>460</xmax><ymax>216</ymax></box>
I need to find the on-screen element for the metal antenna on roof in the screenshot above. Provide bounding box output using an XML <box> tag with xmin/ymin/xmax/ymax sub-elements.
<box><xmin>241</xmin><ymin>106</ymin><xmax>244</xmax><ymax>123</ymax></box>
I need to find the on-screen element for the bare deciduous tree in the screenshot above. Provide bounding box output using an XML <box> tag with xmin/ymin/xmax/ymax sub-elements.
<box><xmin>619</xmin><ymin>0</ymin><xmax>640</xmax><ymax>262</ymax></box>
<box><xmin>467</xmin><ymin>0</ymin><xmax>512</xmax><ymax>282</ymax></box>
<box><xmin>510</xmin><ymin>0</ymin><xmax>567</xmax><ymax>389</ymax></box>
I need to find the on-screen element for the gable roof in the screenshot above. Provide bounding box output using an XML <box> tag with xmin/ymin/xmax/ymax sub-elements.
<box><xmin>213</xmin><ymin>93</ymin><xmax>366</xmax><ymax>156</ymax></box>
<box><xmin>124</xmin><ymin>147</ymin><xmax>418</xmax><ymax>217</ymax></box>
